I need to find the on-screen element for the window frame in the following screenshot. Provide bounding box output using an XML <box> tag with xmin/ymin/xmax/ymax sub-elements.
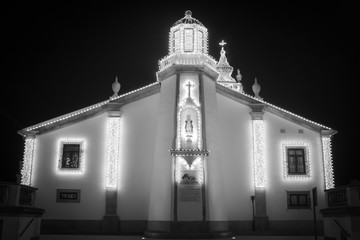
<box><xmin>282</xmin><ymin>142</ymin><xmax>311</xmax><ymax>180</ymax></box>
<box><xmin>57</xmin><ymin>139</ymin><xmax>85</xmax><ymax>174</ymax></box>
<box><xmin>286</xmin><ymin>190</ymin><xmax>311</xmax><ymax>209</ymax></box>
<box><xmin>183</xmin><ymin>28</ymin><xmax>194</xmax><ymax>52</ymax></box>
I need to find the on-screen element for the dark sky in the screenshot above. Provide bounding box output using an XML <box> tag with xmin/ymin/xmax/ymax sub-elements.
<box><xmin>2</xmin><ymin>2</ymin><xmax>358</xmax><ymax>186</ymax></box>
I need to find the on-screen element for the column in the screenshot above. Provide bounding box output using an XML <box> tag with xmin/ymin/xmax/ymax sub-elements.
<box><xmin>103</xmin><ymin>107</ymin><xmax>121</xmax><ymax>232</ymax></box>
<box><xmin>249</xmin><ymin>103</ymin><xmax>269</xmax><ymax>231</ymax></box>
<box><xmin>20</xmin><ymin>131</ymin><xmax>37</xmax><ymax>186</ymax></box>
<box><xmin>321</xmin><ymin>130</ymin><xmax>336</xmax><ymax>190</ymax></box>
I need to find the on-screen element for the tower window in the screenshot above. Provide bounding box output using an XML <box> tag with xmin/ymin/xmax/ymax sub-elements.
<box><xmin>173</xmin><ymin>30</ymin><xmax>180</xmax><ymax>52</ymax></box>
<box><xmin>184</xmin><ymin>28</ymin><xmax>194</xmax><ymax>52</ymax></box>
<box><xmin>198</xmin><ymin>30</ymin><xmax>204</xmax><ymax>53</ymax></box>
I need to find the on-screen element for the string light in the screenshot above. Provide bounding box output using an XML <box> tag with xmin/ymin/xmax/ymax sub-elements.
<box><xmin>105</xmin><ymin>117</ymin><xmax>121</xmax><ymax>189</ymax></box>
<box><xmin>217</xmin><ymin>82</ymin><xmax>332</xmax><ymax>131</ymax></box>
<box><xmin>322</xmin><ymin>136</ymin><xmax>334</xmax><ymax>189</ymax></box>
<box><xmin>252</xmin><ymin>120</ymin><xmax>266</xmax><ymax>189</ymax></box>
<box><xmin>281</xmin><ymin>142</ymin><xmax>311</xmax><ymax>180</ymax></box>
<box><xmin>25</xmin><ymin>82</ymin><xmax>159</xmax><ymax>132</ymax></box>
<box><xmin>21</xmin><ymin>137</ymin><xmax>36</xmax><ymax>185</ymax></box>
<box><xmin>56</xmin><ymin>138</ymin><xmax>86</xmax><ymax>175</ymax></box>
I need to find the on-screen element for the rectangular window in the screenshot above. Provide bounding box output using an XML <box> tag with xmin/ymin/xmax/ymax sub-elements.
<box><xmin>184</xmin><ymin>28</ymin><xmax>194</xmax><ymax>52</ymax></box>
<box><xmin>173</xmin><ymin>30</ymin><xmax>180</xmax><ymax>52</ymax></box>
<box><xmin>198</xmin><ymin>30</ymin><xmax>204</xmax><ymax>53</ymax></box>
<box><xmin>56</xmin><ymin>189</ymin><xmax>81</xmax><ymax>203</ymax></box>
<box><xmin>287</xmin><ymin>191</ymin><xmax>311</xmax><ymax>209</ymax></box>
<box><xmin>57</xmin><ymin>139</ymin><xmax>85</xmax><ymax>174</ymax></box>
<box><xmin>287</xmin><ymin>148</ymin><xmax>306</xmax><ymax>175</ymax></box>
<box><xmin>61</xmin><ymin>144</ymin><xmax>80</xmax><ymax>169</ymax></box>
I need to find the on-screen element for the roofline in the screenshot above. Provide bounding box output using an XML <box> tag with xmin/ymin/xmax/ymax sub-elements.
<box><xmin>18</xmin><ymin>80</ymin><xmax>335</xmax><ymax>137</ymax></box>
<box><xmin>19</xmin><ymin>82</ymin><xmax>160</xmax><ymax>136</ymax></box>
<box><xmin>216</xmin><ymin>83</ymin><xmax>335</xmax><ymax>132</ymax></box>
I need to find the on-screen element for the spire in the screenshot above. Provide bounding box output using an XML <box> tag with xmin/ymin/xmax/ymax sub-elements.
<box><xmin>111</xmin><ymin>76</ymin><xmax>121</xmax><ymax>99</ymax></box>
<box><xmin>216</xmin><ymin>40</ymin><xmax>234</xmax><ymax>80</ymax></box>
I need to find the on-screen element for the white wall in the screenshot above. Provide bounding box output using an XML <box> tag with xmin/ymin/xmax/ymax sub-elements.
<box><xmin>147</xmin><ymin>75</ymin><xmax>177</xmax><ymax>221</ymax></box>
<box><xmin>264</xmin><ymin>112</ymin><xmax>325</xmax><ymax>220</ymax></box>
<box><xmin>33</xmin><ymin>113</ymin><xmax>108</xmax><ymax>220</ymax></box>
<box><xmin>33</xmin><ymin>93</ymin><xmax>160</xmax><ymax>221</ymax></box>
<box><xmin>214</xmin><ymin>91</ymin><xmax>326</xmax><ymax>221</ymax></box>
<box><xmin>116</xmin><ymin>93</ymin><xmax>159</xmax><ymax>220</ymax></box>
<box><xmin>216</xmin><ymin>93</ymin><xmax>254</xmax><ymax>220</ymax></box>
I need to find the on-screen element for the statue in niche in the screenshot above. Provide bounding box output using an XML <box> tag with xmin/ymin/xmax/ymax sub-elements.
<box><xmin>185</xmin><ymin>114</ymin><xmax>194</xmax><ymax>134</ymax></box>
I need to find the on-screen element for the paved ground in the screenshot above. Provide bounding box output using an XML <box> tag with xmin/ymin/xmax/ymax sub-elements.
<box><xmin>41</xmin><ymin>235</ymin><xmax>324</xmax><ymax>240</ymax></box>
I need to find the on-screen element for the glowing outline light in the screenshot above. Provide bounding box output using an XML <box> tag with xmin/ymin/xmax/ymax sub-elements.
<box><xmin>281</xmin><ymin>142</ymin><xmax>311</xmax><ymax>180</ymax></box>
<box><xmin>56</xmin><ymin>138</ymin><xmax>86</xmax><ymax>175</ymax></box>
<box><xmin>252</xmin><ymin>120</ymin><xmax>266</xmax><ymax>189</ymax></box>
<box><xmin>25</xmin><ymin>82</ymin><xmax>159</xmax><ymax>132</ymax></box>
<box><xmin>105</xmin><ymin>116</ymin><xmax>121</xmax><ymax>189</ymax></box>
<box><xmin>21</xmin><ymin>137</ymin><xmax>36</xmax><ymax>186</ymax></box>
<box><xmin>321</xmin><ymin>136</ymin><xmax>334</xmax><ymax>189</ymax></box>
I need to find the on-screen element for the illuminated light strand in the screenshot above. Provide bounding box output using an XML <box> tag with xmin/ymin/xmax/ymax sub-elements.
<box><xmin>217</xmin><ymin>82</ymin><xmax>243</xmax><ymax>94</ymax></box>
<box><xmin>281</xmin><ymin>142</ymin><xmax>311</xmax><ymax>180</ymax></box>
<box><xmin>168</xmin><ymin>23</ymin><xmax>209</xmax><ymax>55</ymax></box>
<box><xmin>217</xmin><ymin>82</ymin><xmax>332</xmax><ymax>131</ymax></box>
<box><xmin>56</xmin><ymin>138</ymin><xmax>86</xmax><ymax>175</ymax></box>
<box><xmin>25</xmin><ymin>82</ymin><xmax>159</xmax><ymax>132</ymax></box>
<box><xmin>105</xmin><ymin>117</ymin><xmax>121</xmax><ymax>189</ymax></box>
<box><xmin>176</xmin><ymin>105</ymin><xmax>202</xmax><ymax>149</ymax></box>
<box><xmin>322</xmin><ymin>136</ymin><xmax>335</xmax><ymax>189</ymax></box>
<box><xmin>21</xmin><ymin>137</ymin><xmax>36</xmax><ymax>186</ymax></box>
<box><xmin>158</xmin><ymin>53</ymin><xmax>218</xmax><ymax>74</ymax></box>
<box><xmin>252</xmin><ymin>120</ymin><xmax>266</xmax><ymax>189</ymax></box>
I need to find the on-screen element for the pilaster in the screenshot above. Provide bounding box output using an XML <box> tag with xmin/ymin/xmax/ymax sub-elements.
<box><xmin>249</xmin><ymin>103</ymin><xmax>269</xmax><ymax>231</ymax></box>
<box><xmin>103</xmin><ymin>108</ymin><xmax>121</xmax><ymax>232</ymax></box>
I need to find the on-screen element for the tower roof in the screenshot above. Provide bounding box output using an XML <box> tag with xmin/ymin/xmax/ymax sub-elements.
<box><xmin>172</xmin><ymin>10</ymin><xmax>204</xmax><ymax>27</ymax></box>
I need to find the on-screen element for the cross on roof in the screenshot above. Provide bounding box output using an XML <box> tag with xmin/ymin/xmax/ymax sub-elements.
<box><xmin>219</xmin><ymin>40</ymin><xmax>227</xmax><ymax>47</ymax></box>
<box><xmin>185</xmin><ymin>81</ymin><xmax>195</xmax><ymax>98</ymax></box>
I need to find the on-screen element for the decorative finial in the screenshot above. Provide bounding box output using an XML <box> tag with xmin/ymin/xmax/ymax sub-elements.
<box><xmin>185</xmin><ymin>10</ymin><xmax>192</xmax><ymax>18</ymax></box>
<box><xmin>252</xmin><ymin>77</ymin><xmax>262</xmax><ymax>100</ymax></box>
<box><xmin>236</xmin><ymin>69</ymin><xmax>242</xmax><ymax>82</ymax></box>
<box><xmin>111</xmin><ymin>76</ymin><xmax>121</xmax><ymax>99</ymax></box>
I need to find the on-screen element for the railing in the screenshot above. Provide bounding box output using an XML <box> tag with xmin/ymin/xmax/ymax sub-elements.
<box><xmin>158</xmin><ymin>53</ymin><xmax>218</xmax><ymax>72</ymax></box>
<box><xmin>0</xmin><ymin>182</ymin><xmax>37</xmax><ymax>207</ymax></box>
<box><xmin>325</xmin><ymin>183</ymin><xmax>360</xmax><ymax>207</ymax></box>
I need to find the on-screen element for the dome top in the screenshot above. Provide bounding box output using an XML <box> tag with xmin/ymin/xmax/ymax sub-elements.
<box><xmin>173</xmin><ymin>10</ymin><xmax>204</xmax><ymax>27</ymax></box>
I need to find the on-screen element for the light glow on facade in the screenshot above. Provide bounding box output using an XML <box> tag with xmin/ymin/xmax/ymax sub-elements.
<box><xmin>175</xmin><ymin>157</ymin><xmax>203</xmax><ymax>184</ymax></box>
<box><xmin>56</xmin><ymin>138</ymin><xmax>86</xmax><ymax>175</ymax></box>
<box><xmin>281</xmin><ymin>142</ymin><xmax>311</xmax><ymax>180</ymax></box>
<box><xmin>21</xmin><ymin>137</ymin><xmax>36</xmax><ymax>186</ymax></box>
<box><xmin>105</xmin><ymin>117</ymin><xmax>121</xmax><ymax>189</ymax></box>
<box><xmin>252</xmin><ymin>120</ymin><xmax>266</xmax><ymax>189</ymax></box>
<box><xmin>322</xmin><ymin>136</ymin><xmax>335</xmax><ymax>189</ymax></box>
<box><xmin>177</xmin><ymin>106</ymin><xmax>202</xmax><ymax>149</ymax></box>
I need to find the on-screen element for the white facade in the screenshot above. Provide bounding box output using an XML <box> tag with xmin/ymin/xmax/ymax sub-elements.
<box><xmin>19</xmin><ymin>11</ymin><xmax>336</xmax><ymax>237</ymax></box>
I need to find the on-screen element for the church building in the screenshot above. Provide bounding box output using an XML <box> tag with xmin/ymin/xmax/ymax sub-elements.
<box><xmin>18</xmin><ymin>11</ymin><xmax>336</xmax><ymax>238</ymax></box>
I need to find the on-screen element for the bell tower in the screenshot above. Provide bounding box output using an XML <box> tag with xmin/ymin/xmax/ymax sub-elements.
<box><xmin>146</xmin><ymin>11</ymin><xmax>231</xmax><ymax>238</ymax></box>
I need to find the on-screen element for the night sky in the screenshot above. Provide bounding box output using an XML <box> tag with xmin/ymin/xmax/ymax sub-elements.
<box><xmin>2</xmin><ymin>3</ymin><xmax>358</xmax><ymax>187</ymax></box>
